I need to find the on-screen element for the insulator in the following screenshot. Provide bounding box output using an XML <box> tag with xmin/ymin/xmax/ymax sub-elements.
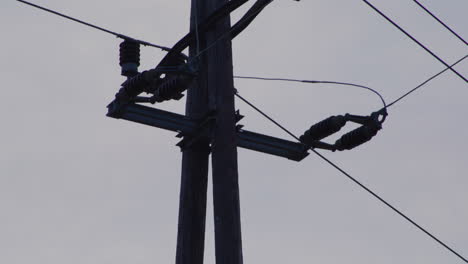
<box><xmin>118</xmin><ymin>70</ymin><xmax>156</xmax><ymax>99</ymax></box>
<box><xmin>152</xmin><ymin>74</ymin><xmax>193</xmax><ymax>102</ymax></box>
<box><xmin>334</xmin><ymin>124</ymin><xmax>380</xmax><ymax>151</ymax></box>
<box><xmin>119</xmin><ymin>39</ymin><xmax>140</xmax><ymax>77</ymax></box>
<box><xmin>300</xmin><ymin>115</ymin><xmax>346</xmax><ymax>146</ymax></box>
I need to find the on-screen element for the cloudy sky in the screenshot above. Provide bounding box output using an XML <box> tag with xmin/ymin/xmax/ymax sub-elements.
<box><xmin>1</xmin><ymin>0</ymin><xmax>467</xmax><ymax>263</ymax></box>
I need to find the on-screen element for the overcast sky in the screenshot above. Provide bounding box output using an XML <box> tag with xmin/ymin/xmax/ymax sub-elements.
<box><xmin>1</xmin><ymin>0</ymin><xmax>467</xmax><ymax>263</ymax></box>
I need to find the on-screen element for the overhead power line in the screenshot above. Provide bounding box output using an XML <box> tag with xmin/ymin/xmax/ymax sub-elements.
<box><xmin>413</xmin><ymin>0</ymin><xmax>467</xmax><ymax>46</ymax></box>
<box><xmin>387</xmin><ymin>54</ymin><xmax>468</xmax><ymax>108</ymax></box>
<box><xmin>16</xmin><ymin>0</ymin><xmax>172</xmax><ymax>51</ymax></box>
<box><xmin>19</xmin><ymin>0</ymin><xmax>467</xmax><ymax>262</ymax></box>
<box><xmin>191</xmin><ymin>0</ymin><xmax>275</xmax><ymax>61</ymax></box>
<box><xmin>234</xmin><ymin>76</ymin><xmax>387</xmax><ymax>108</ymax></box>
<box><xmin>234</xmin><ymin>54</ymin><xmax>467</xmax><ymax>110</ymax></box>
<box><xmin>361</xmin><ymin>0</ymin><xmax>467</xmax><ymax>83</ymax></box>
<box><xmin>234</xmin><ymin>90</ymin><xmax>468</xmax><ymax>264</ymax></box>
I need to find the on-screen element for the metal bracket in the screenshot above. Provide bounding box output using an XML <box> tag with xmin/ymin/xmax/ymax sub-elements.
<box><xmin>176</xmin><ymin>111</ymin><xmax>216</xmax><ymax>150</ymax></box>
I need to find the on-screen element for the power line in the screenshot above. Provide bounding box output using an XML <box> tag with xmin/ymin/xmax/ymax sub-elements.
<box><xmin>155</xmin><ymin>0</ymin><xmax>251</xmax><ymax>67</ymax></box>
<box><xmin>234</xmin><ymin>75</ymin><xmax>387</xmax><ymax>108</ymax></box>
<box><xmin>361</xmin><ymin>0</ymin><xmax>467</xmax><ymax>83</ymax></box>
<box><xmin>235</xmin><ymin>89</ymin><xmax>298</xmax><ymax>141</ymax></box>
<box><xmin>233</xmin><ymin>54</ymin><xmax>467</xmax><ymax>110</ymax></box>
<box><xmin>193</xmin><ymin>0</ymin><xmax>201</xmax><ymax>54</ymax></box>
<box><xmin>191</xmin><ymin>0</ymin><xmax>274</xmax><ymax>62</ymax></box>
<box><xmin>413</xmin><ymin>0</ymin><xmax>467</xmax><ymax>46</ymax></box>
<box><xmin>16</xmin><ymin>0</ymin><xmax>171</xmax><ymax>51</ymax></box>
<box><xmin>234</xmin><ymin>90</ymin><xmax>468</xmax><ymax>263</ymax></box>
<box><xmin>387</xmin><ymin>54</ymin><xmax>468</xmax><ymax>108</ymax></box>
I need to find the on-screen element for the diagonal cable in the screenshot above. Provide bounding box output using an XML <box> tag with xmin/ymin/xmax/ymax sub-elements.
<box><xmin>387</xmin><ymin>54</ymin><xmax>467</xmax><ymax>108</ymax></box>
<box><xmin>413</xmin><ymin>0</ymin><xmax>467</xmax><ymax>46</ymax></box>
<box><xmin>191</xmin><ymin>0</ymin><xmax>274</xmax><ymax>62</ymax></box>
<box><xmin>362</xmin><ymin>0</ymin><xmax>467</xmax><ymax>83</ymax></box>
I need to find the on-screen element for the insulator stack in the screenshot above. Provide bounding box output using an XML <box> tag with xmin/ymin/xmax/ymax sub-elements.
<box><xmin>152</xmin><ymin>75</ymin><xmax>193</xmax><ymax>102</ymax></box>
<box><xmin>119</xmin><ymin>39</ymin><xmax>140</xmax><ymax>77</ymax></box>
<box><xmin>300</xmin><ymin>115</ymin><xmax>346</xmax><ymax>146</ymax></box>
<box><xmin>335</xmin><ymin>124</ymin><xmax>380</xmax><ymax>151</ymax></box>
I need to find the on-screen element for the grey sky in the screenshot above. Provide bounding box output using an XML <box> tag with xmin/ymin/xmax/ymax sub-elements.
<box><xmin>1</xmin><ymin>0</ymin><xmax>467</xmax><ymax>263</ymax></box>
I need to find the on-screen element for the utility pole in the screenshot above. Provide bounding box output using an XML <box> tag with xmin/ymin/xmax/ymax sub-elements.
<box><xmin>176</xmin><ymin>0</ymin><xmax>242</xmax><ymax>263</ymax></box>
<box><xmin>174</xmin><ymin>1</ymin><xmax>210</xmax><ymax>264</ymax></box>
<box><xmin>21</xmin><ymin>1</ymin><xmax>395</xmax><ymax>263</ymax></box>
<box><xmin>204</xmin><ymin>0</ymin><xmax>244</xmax><ymax>263</ymax></box>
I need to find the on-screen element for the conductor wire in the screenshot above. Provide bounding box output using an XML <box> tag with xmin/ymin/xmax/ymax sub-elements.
<box><xmin>413</xmin><ymin>0</ymin><xmax>467</xmax><ymax>46</ymax></box>
<box><xmin>387</xmin><ymin>54</ymin><xmax>467</xmax><ymax>108</ymax></box>
<box><xmin>362</xmin><ymin>0</ymin><xmax>467</xmax><ymax>83</ymax></box>
<box><xmin>16</xmin><ymin>0</ymin><xmax>171</xmax><ymax>51</ymax></box>
<box><xmin>190</xmin><ymin>0</ymin><xmax>273</xmax><ymax>62</ymax></box>
<box><xmin>193</xmin><ymin>0</ymin><xmax>201</xmax><ymax>54</ymax></box>
<box><xmin>234</xmin><ymin>76</ymin><xmax>387</xmax><ymax>108</ymax></box>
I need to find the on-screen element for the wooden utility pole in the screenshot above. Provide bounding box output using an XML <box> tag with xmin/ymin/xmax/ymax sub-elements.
<box><xmin>176</xmin><ymin>0</ymin><xmax>243</xmax><ymax>263</ymax></box>
<box><xmin>105</xmin><ymin>0</ymin><xmax>306</xmax><ymax>262</ymax></box>
<box><xmin>105</xmin><ymin>1</ymin><xmax>304</xmax><ymax>263</ymax></box>
<box><xmin>175</xmin><ymin>1</ymin><xmax>211</xmax><ymax>264</ymax></box>
<box><xmin>204</xmin><ymin>0</ymin><xmax>244</xmax><ymax>263</ymax></box>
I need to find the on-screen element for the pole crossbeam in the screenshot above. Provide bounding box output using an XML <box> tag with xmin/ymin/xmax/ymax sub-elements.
<box><xmin>107</xmin><ymin>103</ymin><xmax>309</xmax><ymax>161</ymax></box>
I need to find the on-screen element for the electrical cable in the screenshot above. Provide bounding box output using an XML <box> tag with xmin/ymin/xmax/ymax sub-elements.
<box><xmin>362</xmin><ymin>0</ymin><xmax>467</xmax><ymax>83</ymax></box>
<box><xmin>155</xmin><ymin>0</ymin><xmax>251</xmax><ymax>68</ymax></box>
<box><xmin>413</xmin><ymin>0</ymin><xmax>467</xmax><ymax>46</ymax></box>
<box><xmin>234</xmin><ymin>90</ymin><xmax>468</xmax><ymax>263</ymax></box>
<box><xmin>191</xmin><ymin>0</ymin><xmax>274</xmax><ymax>62</ymax></box>
<box><xmin>234</xmin><ymin>75</ymin><xmax>387</xmax><ymax>108</ymax></box>
<box><xmin>19</xmin><ymin>0</ymin><xmax>466</xmax><ymax>260</ymax></box>
<box><xmin>234</xmin><ymin>53</ymin><xmax>467</xmax><ymax>109</ymax></box>
<box><xmin>16</xmin><ymin>0</ymin><xmax>172</xmax><ymax>51</ymax></box>
<box><xmin>229</xmin><ymin>0</ymin><xmax>274</xmax><ymax>40</ymax></box>
<box><xmin>193</xmin><ymin>0</ymin><xmax>201</xmax><ymax>55</ymax></box>
<box><xmin>387</xmin><ymin>54</ymin><xmax>467</xmax><ymax>108</ymax></box>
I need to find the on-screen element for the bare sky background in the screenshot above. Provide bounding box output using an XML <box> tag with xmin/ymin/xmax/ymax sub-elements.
<box><xmin>1</xmin><ymin>0</ymin><xmax>467</xmax><ymax>263</ymax></box>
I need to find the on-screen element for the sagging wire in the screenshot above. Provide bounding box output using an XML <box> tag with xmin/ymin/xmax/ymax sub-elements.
<box><xmin>234</xmin><ymin>76</ymin><xmax>387</xmax><ymax>108</ymax></box>
<box><xmin>235</xmin><ymin>53</ymin><xmax>467</xmax><ymax>110</ymax></box>
<box><xmin>361</xmin><ymin>0</ymin><xmax>467</xmax><ymax>83</ymax></box>
<box><xmin>17</xmin><ymin>0</ymin><xmax>172</xmax><ymax>51</ymax></box>
<box><xmin>234</xmin><ymin>89</ymin><xmax>468</xmax><ymax>263</ymax></box>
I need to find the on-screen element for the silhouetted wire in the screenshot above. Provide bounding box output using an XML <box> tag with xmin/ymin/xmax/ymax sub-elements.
<box><xmin>234</xmin><ymin>75</ymin><xmax>387</xmax><ymax>108</ymax></box>
<box><xmin>191</xmin><ymin>0</ymin><xmax>273</xmax><ymax>61</ymax></box>
<box><xmin>362</xmin><ymin>0</ymin><xmax>467</xmax><ymax>83</ymax></box>
<box><xmin>235</xmin><ymin>90</ymin><xmax>298</xmax><ymax>140</ymax></box>
<box><xmin>234</xmin><ymin>90</ymin><xmax>468</xmax><ymax>263</ymax></box>
<box><xmin>413</xmin><ymin>0</ymin><xmax>467</xmax><ymax>46</ymax></box>
<box><xmin>16</xmin><ymin>0</ymin><xmax>171</xmax><ymax>51</ymax></box>
<box><xmin>193</xmin><ymin>0</ymin><xmax>201</xmax><ymax>54</ymax></box>
<box><xmin>387</xmin><ymin>54</ymin><xmax>468</xmax><ymax>108</ymax></box>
